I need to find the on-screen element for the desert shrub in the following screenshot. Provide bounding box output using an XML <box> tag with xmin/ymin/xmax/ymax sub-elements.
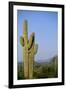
<box><xmin>18</xmin><ymin>56</ymin><xmax>58</xmax><ymax>80</ymax></box>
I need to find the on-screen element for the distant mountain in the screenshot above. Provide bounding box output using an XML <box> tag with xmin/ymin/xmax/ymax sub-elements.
<box><xmin>35</xmin><ymin>59</ymin><xmax>50</xmax><ymax>63</ymax></box>
<box><xmin>34</xmin><ymin>55</ymin><xmax>58</xmax><ymax>63</ymax></box>
<box><xmin>50</xmin><ymin>55</ymin><xmax>58</xmax><ymax>64</ymax></box>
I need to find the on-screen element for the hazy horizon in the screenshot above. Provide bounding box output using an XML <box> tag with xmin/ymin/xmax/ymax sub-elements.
<box><xmin>18</xmin><ymin>55</ymin><xmax>58</xmax><ymax>63</ymax></box>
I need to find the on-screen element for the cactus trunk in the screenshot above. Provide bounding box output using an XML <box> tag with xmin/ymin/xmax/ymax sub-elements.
<box><xmin>23</xmin><ymin>20</ymin><xmax>29</xmax><ymax>79</ymax></box>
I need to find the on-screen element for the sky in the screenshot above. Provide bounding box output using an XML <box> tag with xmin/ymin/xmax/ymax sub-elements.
<box><xmin>17</xmin><ymin>10</ymin><xmax>58</xmax><ymax>62</ymax></box>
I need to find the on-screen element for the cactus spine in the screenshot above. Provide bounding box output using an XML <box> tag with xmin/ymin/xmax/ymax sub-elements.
<box><xmin>20</xmin><ymin>20</ymin><xmax>38</xmax><ymax>79</ymax></box>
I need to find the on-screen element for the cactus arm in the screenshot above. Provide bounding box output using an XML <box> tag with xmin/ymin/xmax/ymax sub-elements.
<box><xmin>28</xmin><ymin>32</ymin><xmax>35</xmax><ymax>50</ymax></box>
<box><xmin>28</xmin><ymin>44</ymin><xmax>38</xmax><ymax>54</ymax></box>
<box><xmin>20</xmin><ymin>36</ymin><xmax>24</xmax><ymax>46</ymax></box>
<box><xmin>34</xmin><ymin>44</ymin><xmax>38</xmax><ymax>54</ymax></box>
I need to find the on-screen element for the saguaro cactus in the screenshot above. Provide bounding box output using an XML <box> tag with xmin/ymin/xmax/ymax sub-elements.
<box><xmin>20</xmin><ymin>20</ymin><xmax>38</xmax><ymax>79</ymax></box>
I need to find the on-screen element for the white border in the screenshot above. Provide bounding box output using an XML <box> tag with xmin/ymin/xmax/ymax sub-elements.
<box><xmin>13</xmin><ymin>5</ymin><xmax>62</xmax><ymax>85</ymax></box>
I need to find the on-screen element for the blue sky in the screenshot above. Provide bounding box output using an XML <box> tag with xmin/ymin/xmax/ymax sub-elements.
<box><xmin>17</xmin><ymin>10</ymin><xmax>58</xmax><ymax>62</ymax></box>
